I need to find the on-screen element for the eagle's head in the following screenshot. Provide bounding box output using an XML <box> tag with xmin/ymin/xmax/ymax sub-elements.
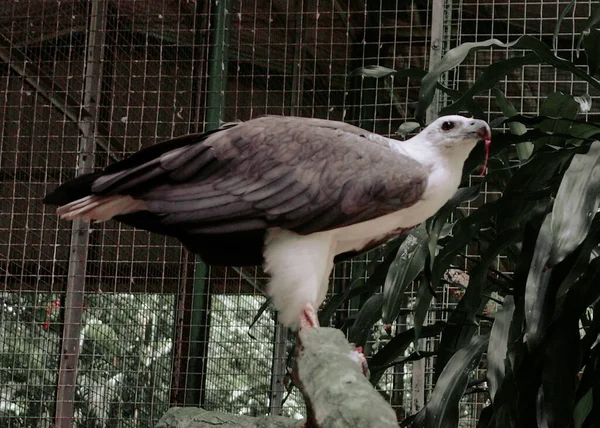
<box><xmin>425</xmin><ymin>115</ymin><xmax>491</xmax><ymax>150</ymax></box>
<box><xmin>402</xmin><ymin>115</ymin><xmax>492</xmax><ymax>175</ymax></box>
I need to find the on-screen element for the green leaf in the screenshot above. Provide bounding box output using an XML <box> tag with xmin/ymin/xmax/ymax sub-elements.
<box><xmin>350</xmin><ymin>65</ymin><xmax>396</xmax><ymax>78</ymax></box>
<box><xmin>576</xmin><ymin>2</ymin><xmax>600</xmax><ymax>53</ymax></box>
<box><xmin>549</xmin><ymin>140</ymin><xmax>600</xmax><ymax>266</ymax></box>
<box><xmin>248</xmin><ymin>297</ymin><xmax>272</xmax><ymax>339</ymax></box>
<box><xmin>372</xmin><ymin>350</ymin><xmax>437</xmax><ymax>372</ymax></box>
<box><xmin>555</xmin><ymin>217</ymin><xmax>600</xmax><ymax>302</ymax></box>
<box><xmin>462</xmin><ymin>129</ymin><xmax>551</xmax><ymax>180</ymax></box>
<box><xmin>413</xmin><ymin>276</ymin><xmax>435</xmax><ymax>345</ymax></box>
<box><xmin>347</xmin><ymin>294</ymin><xmax>383</xmax><ymax>347</ymax></box>
<box><xmin>537</xmin><ymin>92</ymin><xmax>581</xmax><ymax>149</ymax></box>
<box><xmin>430</xmin><ymin>201</ymin><xmax>497</xmax><ymax>289</ymax></box>
<box><xmin>487</xmin><ymin>296</ymin><xmax>516</xmax><ymax>401</ymax></box>
<box><xmin>440</xmin><ymin>53</ymin><xmax>541</xmax><ymax>117</ymax></box>
<box><xmin>427</xmin><ymin>185</ymin><xmax>481</xmax><ymax>268</ymax></box>
<box><xmin>573</xmin><ymin>389</ymin><xmax>593</xmax><ymax>428</ymax></box>
<box><xmin>583</xmin><ymin>28</ymin><xmax>600</xmax><ymax>77</ymax></box>
<box><xmin>553</xmin><ymin>0</ymin><xmax>576</xmax><ymax>52</ymax></box>
<box><xmin>435</xmin><ymin>229</ymin><xmax>521</xmax><ymax>377</ymax></box>
<box><xmin>382</xmin><ymin>225</ymin><xmax>430</xmax><ymax>324</ymax></box>
<box><xmin>497</xmin><ymin>147</ymin><xmax>575</xmax><ymax>233</ymax></box>
<box><xmin>493</xmin><ymin>89</ymin><xmax>532</xmax><ymax>160</ymax></box>
<box><xmin>318</xmin><ymin>243</ymin><xmax>400</xmax><ymax>325</ymax></box>
<box><xmin>537</xmin><ymin>310</ymin><xmax>582</xmax><ymax>427</ymax></box>
<box><xmin>524</xmin><ymin>214</ymin><xmax>553</xmax><ymax>348</ymax></box>
<box><xmin>416</xmin><ymin>35</ymin><xmax>600</xmax><ymax>123</ymax></box>
<box><xmin>369</xmin><ymin>321</ymin><xmax>446</xmax><ymax>385</ymax></box>
<box><xmin>421</xmin><ymin>335</ymin><xmax>489</xmax><ymax>428</ymax></box>
<box><xmin>568</xmin><ymin>122</ymin><xmax>600</xmax><ymax>141</ymax></box>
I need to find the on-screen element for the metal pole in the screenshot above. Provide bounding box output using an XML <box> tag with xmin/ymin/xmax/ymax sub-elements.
<box><xmin>411</xmin><ymin>0</ymin><xmax>448</xmax><ymax>415</ymax></box>
<box><xmin>54</xmin><ymin>1</ymin><xmax>107</xmax><ymax>426</ymax></box>
<box><xmin>185</xmin><ymin>0</ymin><xmax>232</xmax><ymax>407</ymax></box>
<box><xmin>425</xmin><ymin>0</ymin><xmax>447</xmax><ymax>124</ymax></box>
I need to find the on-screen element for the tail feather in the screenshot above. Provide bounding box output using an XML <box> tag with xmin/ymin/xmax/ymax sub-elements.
<box><xmin>57</xmin><ymin>195</ymin><xmax>147</xmax><ymax>222</ymax></box>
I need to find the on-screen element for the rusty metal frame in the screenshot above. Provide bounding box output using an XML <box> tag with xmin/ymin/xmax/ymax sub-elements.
<box><xmin>54</xmin><ymin>1</ymin><xmax>108</xmax><ymax>426</ymax></box>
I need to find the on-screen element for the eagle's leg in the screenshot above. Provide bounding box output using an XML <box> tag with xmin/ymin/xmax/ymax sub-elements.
<box><xmin>297</xmin><ymin>304</ymin><xmax>369</xmax><ymax>377</ymax></box>
<box><xmin>298</xmin><ymin>303</ymin><xmax>319</xmax><ymax>329</ymax></box>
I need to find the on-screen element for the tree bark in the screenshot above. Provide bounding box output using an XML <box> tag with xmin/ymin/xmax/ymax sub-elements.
<box><xmin>295</xmin><ymin>327</ymin><xmax>398</xmax><ymax>428</ymax></box>
<box><xmin>156</xmin><ymin>327</ymin><xmax>398</xmax><ymax>428</ymax></box>
<box><xmin>156</xmin><ymin>407</ymin><xmax>302</xmax><ymax>427</ymax></box>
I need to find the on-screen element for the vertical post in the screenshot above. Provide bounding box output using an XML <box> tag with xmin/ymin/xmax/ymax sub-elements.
<box><xmin>54</xmin><ymin>1</ymin><xmax>107</xmax><ymax>426</ymax></box>
<box><xmin>268</xmin><ymin>324</ymin><xmax>288</xmax><ymax>415</ymax></box>
<box><xmin>185</xmin><ymin>0</ymin><xmax>232</xmax><ymax>407</ymax></box>
<box><xmin>425</xmin><ymin>0</ymin><xmax>447</xmax><ymax>124</ymax></box>
<box><xmin>267</xmin><ymin>3</ymin><xmax>304</xmax><ymax>414</ymax></box>
<box><xmin>411</xmin><ymin>0</ymin><xmax>448</xmax><ymax>415</ymax></box>
<box><xmin>171</xmin><ymin>0</ymin><xmax>211</xmax><ymax>407</ymax></box>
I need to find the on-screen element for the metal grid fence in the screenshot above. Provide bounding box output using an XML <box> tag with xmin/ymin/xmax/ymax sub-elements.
<box><xmin>0</xmin><ymin>0</ymin><xmax>595</xmax><ymax>427</ymax></box>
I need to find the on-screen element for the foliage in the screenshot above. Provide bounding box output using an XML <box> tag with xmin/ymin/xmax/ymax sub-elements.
<box><xmin>4</xmin><ymin>14</ymin><xmax>600</xmax><ymax>428</ymax></box>
<box><xmin>0</xmin><ymin>293</ymin><xmax>175</xmax><ymax>427</ymax></box>
<box><xmin>343</xmin><ymin>20</ymin><xmax>600</xmax><ymax>428</ymax></box>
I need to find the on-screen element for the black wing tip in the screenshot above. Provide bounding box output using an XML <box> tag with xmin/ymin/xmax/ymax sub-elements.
<box><xmin>43</xmin><ymin>171</ymin><xmax>102</xmax><ymax>206</ymax></box>
<box><xmin>42</xmin><ymin>192</ymin><xmax>59</xmax><ymax>205</ymax></box>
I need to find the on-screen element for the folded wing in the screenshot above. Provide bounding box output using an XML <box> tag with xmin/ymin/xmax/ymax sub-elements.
<box><xmin>45</xmin><ymin>116</ymin><xmax>428</xmax><ymax>264</ymax></box>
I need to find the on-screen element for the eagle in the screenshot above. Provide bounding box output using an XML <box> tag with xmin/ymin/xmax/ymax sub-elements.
<box><xmin>44</xmin><ymin>115</ymin><xmax>491</xmax><ymax>328</ymax></box>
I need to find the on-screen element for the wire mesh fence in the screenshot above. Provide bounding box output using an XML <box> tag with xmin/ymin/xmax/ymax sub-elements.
<box><xmin>0</xmin><ymin>0</ymin><xmax>596</xmax><ymax>427</ymax></box>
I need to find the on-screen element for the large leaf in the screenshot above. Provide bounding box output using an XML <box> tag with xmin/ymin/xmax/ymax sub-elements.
<box><xmin>440</xmin><ymin>53</ymin><xmax>541</xmax><ymax>117</ymax></box>
<box><xmin>347</xmin><ymin>293</ymin><xmax>383</xmax><ymax>347</ymax></box>
<box><xmin>430</xmin><ymin>201</ymin><xmax>497</xmax><ymax>289</ymax></box>
<box><xmin>373</xmin><ymin>350</ymin><xmax>436</xmax><ymax>372</ymax></box>
<box><xmin>350</xmin><ymin>65</ymin><xmax>397</xmax><ymax>79</ymax></box>
<box><xmin>427</xmin><ymin>185</ymin><xmax>481</xmax><ymax>268</ymax></box>
<box><xmin>485</xmin><ymin>299</ymin><xmax>525</xmax><ymax>428</ymax></box>
<box><xmin>413</xmin><ymin>276</ymin><xmax>435</xmax><ymax>345</ymax></box>
<box><xmin>487</xmin><ymin>296</ymin><xmax>516</xmax><ymax>401</ymax></box>
<box><xmin>553</xmin><ymin>0</ymin><xmax>577</xmax><ymax>52</ymax></box>
<box><xmin>537</xmin><ymin>297</ymin><xmax>585</xmax><ymax>428</ymax></box>
<box><xmin>318</xmin><ymin>243</ymin><xmax>400</xmax><ymax>325</ymax></box>
<box><xmin>542</xmin><ymin>307</ymin><xmax>591</xmax><ymax>427</ymax></box>
<box><xmin>554</xmin><ymin>217</ymin><xmax>600</xmax><ymax>308</ymax></box>
<box><xmin>493</xmin><ymin>89</ymin><xmax>532</xmax><ymax>160</ymax></box>
<box><xmin>496</xmin><ymin>147</ymin><xmax>575</xmax><ymax>233</ymax></box>
<box><xmin>382</xmin><ymin>225</ymin><xmax>429</xmax><ymax>323</ymax></box>
<box><xmin>573</xmin><ymin>389</ymin><xmax>593</xmax><ymax>428</ymax></box>
<box><xmin>435</xmin><ymin>229</ymin><xmax>521</xmax><ymax>377</ymax></box>
<box><xmin>418</xmin><ymin>335</ymin><xmax>489</xmax><ymax>428</ymax></box>
<box><xmin>248</xmin><ymin>297</ymin><xmax>272</xmax><ymax>340</ymax></box>
<box><xmin>416</xmin><ymin>35</ymin><xmax>600</xmax><ymax>123</ymax></box>
<box><xmin>576</xmin><ymin>1</ymin><xmax>600</xmax><ymax>52</ymax></box>
<box><xmin>368</xmin><ymin>321</ymin><xmax>446</xmax><ymax>385</ymax></box>
<box><xmin>524</xmin><ymin>214</ymin><xmax>554</xmax><ymax>348</ymax></box>
<box><xmin>537</xmin><ymin>92</ymin><xmax>582</xmax><ymax>149</ymax></box>
<box><xmin>549</xmin><ymin>140</ymin><xmax>600</xmax><ymax>266</ymax></box>
<box><xmin>583</xmin><ymin>28</ymin><xmax>600</xmax><ymax>77</ymax></box>
<box><xmin>462</xmin><ymin>128</ymin><xmax>552</xmax><ymax>180</ymax></box>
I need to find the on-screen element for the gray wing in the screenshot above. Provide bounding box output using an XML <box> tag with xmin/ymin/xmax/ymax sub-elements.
<box><xmin>91</xmin><ymin>116</ymin><xmax>429</xmax><ymax>235</ymax></box>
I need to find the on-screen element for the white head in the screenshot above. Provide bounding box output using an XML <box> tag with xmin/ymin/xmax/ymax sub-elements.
<box><xmin>422</xmin><ymin>115</ymin><xmax>491</xmax><ymax>151</ymax></box>
<box><xmin>399</xmin><ymin>115</ymin><xmax>491</xmax><ymax>169</ymax></box>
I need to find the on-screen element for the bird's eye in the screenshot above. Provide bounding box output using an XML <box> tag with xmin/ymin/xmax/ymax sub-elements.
<box><xmin>441</xmin><ymin>121</ymin><xmax>455</xmax><ymax>131</ymax></box>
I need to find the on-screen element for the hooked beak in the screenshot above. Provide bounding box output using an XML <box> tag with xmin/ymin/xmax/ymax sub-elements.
<box><xmin>476</xmin><ymin>125</ymin><xmax>491</xmax><ymax>140</ymax></box>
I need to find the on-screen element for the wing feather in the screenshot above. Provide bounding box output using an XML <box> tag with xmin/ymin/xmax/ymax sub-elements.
<box><xmin>50</xmin><ymin>115</ymin><xmax>429</xmax><ymax>238</ymax></box>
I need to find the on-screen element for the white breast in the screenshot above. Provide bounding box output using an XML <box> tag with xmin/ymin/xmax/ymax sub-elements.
<box><xmin>332</xmin><ymin>162</ymin><xmax>461</xmax><ymax>255</ymax></box>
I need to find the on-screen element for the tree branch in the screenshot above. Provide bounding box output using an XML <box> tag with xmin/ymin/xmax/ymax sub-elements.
<box><xmin>157</xmin><ymin>327</ymin><xmax>399</xmax><ymax>427</ymax></box>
